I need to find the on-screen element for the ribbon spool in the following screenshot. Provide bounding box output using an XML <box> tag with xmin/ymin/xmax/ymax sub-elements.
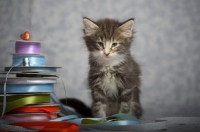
<box><xmin>0</xmin><ymin>94</ymin><xmax>51</xmax><ymax>113</ymax></box>
<box><xmin>2</xmin><ymin>113</ymin><xmax>57</xmax><ymax>121</ymax></box>
<box><xmin>10</xmin><ymin>104</ymin><xmax>59</xmax><ymax>114</ymax></box>
<box><xmin>12</xmin><ymin>54</ymin><xmax>45</xmax><ymax>66</ymax></box>
<box><xmin>0</xmin><ymin>78</ymin><xmax>56</xmax><ymax>93</ymax></box>
<box><xmin>62</xmin><ymin>113</ymin><xmax>141</xmax><ymax>126</ymax></box>
<box><xmin>15</xmin><ymin>41</ymin><xmax>41</xmax><ymax>54</ymax></box>
<box><xmin>11</xmin><ymin>122</ymin><xmax>79</xmax><ymax>132</ymax></box>
<box><xmin>0</xmin><ymin>84</ymin><xmax>54</xmax><ymax>93</ymax></box>
<box><xmin>4</xmin><ymin>66</ymin><xmax>60</xmax><ymax>72</ymax></box>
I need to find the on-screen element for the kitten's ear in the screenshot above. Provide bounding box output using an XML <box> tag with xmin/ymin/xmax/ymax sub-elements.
<box><xmin>83</xmin><ymin>17</ymin><xmax>99</xmax><ymax>36</ymax></box>
<box><xmin>118</xmin><ymin>18</ymin><xmax>134</xmax><ymax>38</ymax></box>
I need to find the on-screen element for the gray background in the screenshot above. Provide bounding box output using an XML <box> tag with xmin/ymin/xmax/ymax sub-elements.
<box><xmin>0</xmin><ymin>0</ymin><xmax>200</xmax><ymax>122</ymax></box>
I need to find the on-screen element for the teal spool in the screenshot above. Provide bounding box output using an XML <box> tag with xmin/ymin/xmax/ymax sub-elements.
<box><xmin>12</xmin><ymin>54</ymin><xmax>45</xmax><ymax>66</ymax></box>
<box><xmin>0</xmin><ymin>78</ymin><xmax>56</xmax><ymax>93</ymax></box>
<box><xmin>0</xmin><ymin>84</ymin><xmax>54</xmax><ymax>93</ymax></box>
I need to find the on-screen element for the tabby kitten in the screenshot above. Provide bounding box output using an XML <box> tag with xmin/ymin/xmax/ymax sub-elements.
<box><xmin>82</xmin><ymin>17</ymin><xmax>142</xmax><ymax>118</ymax></box>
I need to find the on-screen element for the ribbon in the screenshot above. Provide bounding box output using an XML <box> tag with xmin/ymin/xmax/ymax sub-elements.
<box><xmin>4</xmin><ymin>66</ymin><xmax>58</xmax><ymax>72</ymax></box>
<box><xmin>50</xmin><ymin>93</ymin><xmax>82</xmax><ymax>117</ymax></box>
<box><xmin>51</xmin><ymin>115</ymin><xmax>78</xmax><ymax>121</ymax></box>
<box><xmin>0</xmin><ymin>69</ymin><xmax>57</xmax><ymax>117</ymax></box>
<box><xmin>0</xmin><ymin>94</ymin><xmax>50</xmax><ymax>113</ymax></box>
<box><xmin>11</xmin><ymin>121</ymin><xmax>79</xmax><ymax>132</ymax></box>
<box><xmin>1</xmin><ymin>65</ymin><xmax>17</xmax><ymax>118</ymax></box>
<box><xmin>81</xmin><ymin>113</ymin><xmax>141</xmax><ymax>125</ymax></box>
<box><xmin>79</xmin><ymin>117</ymin><xmax>200</xmax><ymax>131</ymax></box>
<box><xmin>50</xmin><ymin>114</ymin><xmax>163</xmax><ymax>131</ymax></box>
<box><xmin>3</xmin><ymin>113</ymin><xmax>57</xmax><ymax>121</ymax></box>
<box><xmin>0</xmin><ymin>84</ymin><xmax>54</xmax><ymax>93</ymax></box>
<box><xmin>12</xmin><ymin>54</ymin><xmax>45</xmax><ymax>66</ymax></box>
<box><xmin>15</xmin><ymin>41</ymin><xmax>41</xmax><ymax>54</ymax></box>
<box><xmin>11</xmin><ymin>104</ymin><xmax>59</xmax><ymax>114</ymax></box>
<box><xmin>79</xmin><ymin>121</ymin><xmax>167</xmax><ymax>131</ymax></box>
<box><xmin>54</xmin><ymin>113</ymin><xmax>141</xmax><ymax>126</ymax></box>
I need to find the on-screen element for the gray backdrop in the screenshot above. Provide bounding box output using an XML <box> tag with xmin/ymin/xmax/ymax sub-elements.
<box><xmin>0</xmin><ymin>0</ymin><xmax>200</xmax><ymax>122</ymax></box>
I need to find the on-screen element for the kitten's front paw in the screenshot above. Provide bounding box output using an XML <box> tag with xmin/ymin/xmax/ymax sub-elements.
<box><xmin>92</xmin><ymin>112</ymin><xmax>106</xmax><ymax>118</ymax></box>
<box><xmin>92</xmin><ymin>104</ymin><xmax>106</xmax><ymax>118</ymax></box>
<box><xmin>133</xmin><ymin>103</ymin><xmax>142</xmax><ymax>119</ymax></box>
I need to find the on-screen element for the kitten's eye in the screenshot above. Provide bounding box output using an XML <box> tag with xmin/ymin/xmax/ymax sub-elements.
<box><xmin>112</xmin><ymin>43</ymin><xmax>118</xmax><ymax>47</ymax></box>
<box><xmin>97</xmin><ymin>42</ymin><xmax>104</xmax><ymax>47</ymax></box>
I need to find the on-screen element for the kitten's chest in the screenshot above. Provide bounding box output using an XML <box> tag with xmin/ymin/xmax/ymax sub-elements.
<box><xmin>99</xmin><ymin>67</ymin><xmax>119</xmax><ymax>98</ymax></box>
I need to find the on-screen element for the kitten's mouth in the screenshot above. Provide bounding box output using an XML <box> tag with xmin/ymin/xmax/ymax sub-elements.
<box><xmin>104</xmin><ymin>55</ymin><xmax>110</xmax><ymax>58</ymax></box>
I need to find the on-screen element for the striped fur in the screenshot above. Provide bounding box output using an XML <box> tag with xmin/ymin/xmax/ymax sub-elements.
<box><xmin>83</xmin><ymin>17</ymin><xmax>142</xmax><ymax>119</ymax></box>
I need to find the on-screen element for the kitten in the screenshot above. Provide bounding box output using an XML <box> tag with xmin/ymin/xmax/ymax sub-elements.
<box><xmin>60</xmin><ymin>17</ymin><xmax>142</xmax><ymax>119</ymax></box>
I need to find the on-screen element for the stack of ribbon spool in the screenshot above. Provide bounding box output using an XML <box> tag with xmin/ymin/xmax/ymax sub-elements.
<box><xmin>0</xmin><ymin>31</ymin><xmax>62</xmax><ymax>122</ymax></box>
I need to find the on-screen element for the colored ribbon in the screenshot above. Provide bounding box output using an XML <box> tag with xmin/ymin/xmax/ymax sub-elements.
<box><xmin>81</xmin><ymin>113</ymin><xmax>141</xmax><ymax>125</ymax></box>
<box><xmin>1</xmin><ymin>65</ymin><xmax>17</xmax><ymax>118</ymax></box>
<box><xmin>3</xmin><ymin>113</ymin><xmax>57</xmax><ymax>121</ymax></box>
<box><xmin>12</xmin><ymin>54</ymin><xmax>45</xmax><ymax>66</ymax></box>
<box><xmin>51</xmin><ymin>115</ymin><xmax>78</xmax><ymax>121</ymax></box>
<box><xmin>15</xmin><ymin>41</ymin><xmax>41</xmax><ymax>54</ymax></box>
<box><xmin>4</xmin><ymin>66</ymin><xmax>58</xmax><ymax>72</ymax></box>
<box><xmin>0</xmin><ymin>84</ymin><xmax>54</xmax><ymax>93</ymax></box>
<box><xmin>1</xmin><ymin>69</ymin><xmax>57</xmax><ymax>118</ymax></box>
<box><xmin>0</xmin><ymin>94</ymin><xmax>50</xmax><ymax>113</ymax></box>
<box><xmin>11</xmin><ymin>104</ymin><xmax>59</xmax><ymax>114</ymax></box>
<box><xmin>50</xmin><ymin>93</ymin><xmax>82</xmax><ymax>117</ymax></box>
<box><xmin>11</xmin><ymin>121</ymin><xmax>79</xmax><ymax>132</ymax></box>
<box><xmin>55</xmin><ymin>113</ymin><xmax>141</xmax><ymax>126</ymax></box>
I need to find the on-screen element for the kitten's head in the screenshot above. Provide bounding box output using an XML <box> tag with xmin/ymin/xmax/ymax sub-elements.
<box><xmin>83</xmin><ymin>17</ymin><xmax>135</xmax><ymax>66</ymax></box>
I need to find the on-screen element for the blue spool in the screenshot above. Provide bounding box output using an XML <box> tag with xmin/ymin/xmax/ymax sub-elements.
<box><xmin>0</xmin><ymin>84</ymin><xmax>54</xmax><ymax>93</ymax></box>
<box><xmin>12</xmin><ymin>54</ymin><xmax>45</xmax><ymax>66</ymax></box>
<box><xmin>0</xmin><ymin>78</ymin><xmax>56</xmax><ymax>93</ymax></box>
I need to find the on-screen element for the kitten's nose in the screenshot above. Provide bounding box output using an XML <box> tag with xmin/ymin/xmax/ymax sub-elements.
<box><xmin>104</xmin><ymin>49</ymin><xmax>110</xmax><ymax>56</ymax></box>
<box><xmin>104</xmin><ymin>52</ymin><xmax>110</xmax><ymax>56</ymax></box>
